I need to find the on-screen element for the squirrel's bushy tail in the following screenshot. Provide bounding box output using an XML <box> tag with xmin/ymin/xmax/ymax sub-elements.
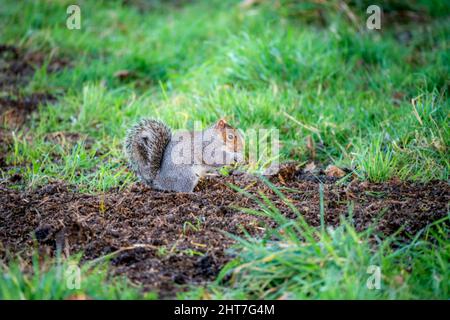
<box><xmin>125</xmin><ymin>119</ymin><xmax>171</xmax><ymax>185</ymax></box>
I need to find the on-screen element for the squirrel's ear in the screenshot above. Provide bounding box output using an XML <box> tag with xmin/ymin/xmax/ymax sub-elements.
<box><xmin>216</xmin><ymin>119</ymin><xmax>227</xmax><ymax>129</ymax></box>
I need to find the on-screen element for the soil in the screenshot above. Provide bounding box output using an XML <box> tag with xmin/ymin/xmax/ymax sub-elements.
<box><xmin>0</xmin><ymin>44</ymin><xmax>68</xmax><ymax>91</ymax></box>
<box><xmin>0</xmin><ymin>44</ymin><xmax>68</xmax><ymax>128</ymax></box>
<box><xmin>0</xmin><ymin>163</ymin><xmax>448</xmax><ymax>297</ymax></box>
<box><xmin>0</xmin><ymin>44</ymin><xmax>69</xmax><ymax>171</ymax></box>
<box><xmin>0</xmin><ymin>93</ymin><xmax>55</xmax><ymax>128</ymax></box>
<box><xmin>0</xmin><ymin>128</ymin><xmax>12</xmax><ymax>169</ymax></box>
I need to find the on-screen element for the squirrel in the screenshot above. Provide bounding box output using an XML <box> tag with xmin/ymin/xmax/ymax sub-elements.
<box><xmin>125</xmin><ymin>118</ymin><xmax>244</xmax><ymax>192</ymax></box>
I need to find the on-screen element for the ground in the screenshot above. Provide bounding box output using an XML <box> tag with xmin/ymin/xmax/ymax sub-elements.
<box><xmin>1</xmin><ymin>164</ymin><xmax>449</xmax><ymax>297</ymax></box>
<box><xmin>0</xmin><ymin>0</ymin><xmax>449</xmax><ymax>299</ymax></box>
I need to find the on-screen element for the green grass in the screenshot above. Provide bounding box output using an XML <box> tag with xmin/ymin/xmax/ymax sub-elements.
<box><xmin>0</xmin><ymin>0</ymin><xmax>448</xmax><ymax>191</ymax></box>
<box><xmin>0</xmin><ymin>0</ymin><xmax>449</xmax><ymax>300</ymax></box>
<box><xmin>0</xmin><ymin>253</ymin><xmax>156</xmax><ymax>300</ymax></box>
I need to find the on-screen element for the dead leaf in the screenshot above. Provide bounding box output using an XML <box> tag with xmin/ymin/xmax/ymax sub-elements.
<box><xmin>240</xmin><ymin>0</ymin><xmax>263</xmax><ymax>8</ymax></box>
<box><xmin>325</xmin><ymin>165</ymin><xmax>345</xmax><ymax>178</ymax></box>
<box><xmin>66</xmin><ymin>294</ymin><xmax>91</xmax><ymax>300</ymax></box>
<box><xmin>394</xmin><ymin>275</ymin><xmax>404</xmax><ymax>285</ymax></box>
<box><xmin>114</xmin><ymin>69</ymin><xmax>134</xmax><ymax>80</ymax></box>
<box><xmin>304</xmin><ymin>162</ymin><xmax>317</xmax><ymax>173</ymax></box>
<box><xmin>392</xmin><ymin>91</ymin><xmax>405</xmax><ymax>106</ymax></box>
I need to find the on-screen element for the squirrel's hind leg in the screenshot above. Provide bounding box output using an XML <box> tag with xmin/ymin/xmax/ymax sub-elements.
<box><xmin>152</xmin><ymin>169</ymin><xmax>198</xmax><ymax>193</ymax></box>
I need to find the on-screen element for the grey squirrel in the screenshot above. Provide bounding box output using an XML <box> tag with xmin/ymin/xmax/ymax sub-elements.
<box><xmin>125</xmin><ymin>118</ymin><xmax>244</xmax><ymax>192</ymax></box>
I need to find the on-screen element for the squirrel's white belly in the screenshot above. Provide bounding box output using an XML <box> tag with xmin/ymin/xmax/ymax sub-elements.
<box><xmin>192</xmin><ymin>164</ymin><xmax>209</xmax><ymax>177</ymax></box>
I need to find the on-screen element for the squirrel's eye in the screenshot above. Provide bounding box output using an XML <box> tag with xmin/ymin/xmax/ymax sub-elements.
<box><xmin>227</xmin><ymin>134</ymin><xmax>234</xmax><ymax>140</ymax></box>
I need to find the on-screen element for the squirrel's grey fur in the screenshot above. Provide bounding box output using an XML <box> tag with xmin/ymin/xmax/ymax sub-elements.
<box><xmin>125</xmin><ymin>119</ymin><xmax>172</xmax><ymax>186</ymax></box>
<box><xmin>125</xmin><ymin>118</ymin><xmax>244</xmax><ymax>192</ymax></box>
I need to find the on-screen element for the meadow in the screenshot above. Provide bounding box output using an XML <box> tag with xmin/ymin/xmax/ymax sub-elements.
<box><xmin>0</xmin><ymin>0</ymin><xmax>448</xmax><ymax>299</ymax></box>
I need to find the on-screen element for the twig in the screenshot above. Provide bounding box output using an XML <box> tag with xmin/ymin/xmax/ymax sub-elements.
<box><xmin>283</xmin><ymin>111</ymin><xmax>321</xmax><ymax>136</ymax></box>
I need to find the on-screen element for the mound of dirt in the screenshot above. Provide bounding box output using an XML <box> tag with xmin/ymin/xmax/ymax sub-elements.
<box><xmin>0</xmin><ymin>164</ymin><xmax>448</xmax><ymax>297</ymax></box>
